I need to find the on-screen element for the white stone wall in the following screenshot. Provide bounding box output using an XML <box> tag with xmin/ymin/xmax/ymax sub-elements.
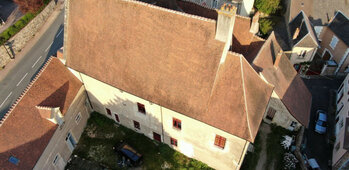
<box><xmin>76</xmin><ymin>71</ymin><xmax>249</xmax><ymax>170</ymax></box>
<box><xmin>0</xmin><ymin>0</ymin><xmax>57</xmax><ymax>68</ymax></box>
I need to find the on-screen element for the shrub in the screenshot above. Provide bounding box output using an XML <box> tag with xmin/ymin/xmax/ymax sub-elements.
<box><xmin>255</xmin><ymin>0</ymin><xmax>281</xmax><ymax>15</ymax></box>
<box><xmin>259</xmin><ymin>18</ymin><xmax>275</xmax><ymax>36</ymax></box>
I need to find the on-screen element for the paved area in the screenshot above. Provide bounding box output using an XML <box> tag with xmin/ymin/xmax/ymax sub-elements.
<box><xmin>256</xmin><ymin>123</ymin><xmax>272</xmax><ymax>170</ymax></box>
<box><xmin>302</xmin><ymin>77</ymin><xmax>343</xmax><ymax>170</ymax></box>
<box><xmin>0</xmin><ymin>3</ymin><xmax>64</xmax><ymax>118</ymax></box>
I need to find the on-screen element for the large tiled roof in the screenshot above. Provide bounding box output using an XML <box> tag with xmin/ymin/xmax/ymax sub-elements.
<box><xmin>252</xmin><ymin>33</ymin><xmax>312</xmax><ymax>127</ymax></box>
<box><xmin>328</xmin><ymin>12</ymin><xmax>349</xmax><ymax>46</ymax></box>
<box><xmin>65</xmin><ymin>0</ymin><xmax>273</xmax><ymax>142</ymax></box>
<box><xmin>0</xmin><ymin>58</ymin><xmax>82</xmax><ymax>169</ymax></box>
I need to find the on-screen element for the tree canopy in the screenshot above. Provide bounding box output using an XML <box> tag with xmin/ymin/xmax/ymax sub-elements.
<box><xmin>255</xmin><ymin>0</ymin><xmax>281</xmax><ymax>15</ymax></box>
<box><xmin>13</xmin><ymin>0</ymin><xmax>44</xmax><ymax>13</ymax></box>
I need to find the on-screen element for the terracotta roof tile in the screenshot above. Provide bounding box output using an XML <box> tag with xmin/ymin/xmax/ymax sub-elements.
<box><xmin>0</xmin><ymin>58</ymin><xmax>82</xmax><ymax>169</ymax></box>
<box><xmin>65</xmin><ymin>0</ymin><xmax>272</xmax><ymax>141</ymax></box>
<box><xmin>252</xmin><ymin>33</ymin><xmax>312</xmax><ymax>127</ymax></box>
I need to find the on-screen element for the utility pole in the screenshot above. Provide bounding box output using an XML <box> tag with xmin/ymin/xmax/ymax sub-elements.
<box><xmin>0</xmin><ymin>37</ymin><xmax>13</xmax><ymax>59</ymax></box>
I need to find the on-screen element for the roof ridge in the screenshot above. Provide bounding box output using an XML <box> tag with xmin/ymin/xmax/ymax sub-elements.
<box><xmin>236</xmin><ymin>15</ymin><xmax>251</xmax><ymax>20</ymax></box>
<box><xmin>180</xmin><ymin>0</ymin><xmax>217</xmax><ymax>11</ymax></box>
<box><xmin>239</xmin><ymin>54</ymin><xmax>253</xmax><ymax>141</ymax></box>
<box><xmin>253</xmin><ymin>35</ymin><xmax>265</xmax><ymax>41</ymax></box>
<box><xmin>123</xmin><ymin>0</ymin><xmax>216</xmax><ymax>23</ymax></box>
<box><xmin>35</xmin><ymin>106</ymin><xmax>55</xmax><ymax>110</ymax></box>
<box><xmin>0</xmin><ymin>57</ymin><xmax>54</xmax><ymax>127</ymax></box>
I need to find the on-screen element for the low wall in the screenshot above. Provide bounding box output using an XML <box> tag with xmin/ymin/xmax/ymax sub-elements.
<box><xmin>0</xmin><ymin>0</ymin><xmax>57</xmax><ymax>68</ymax></box>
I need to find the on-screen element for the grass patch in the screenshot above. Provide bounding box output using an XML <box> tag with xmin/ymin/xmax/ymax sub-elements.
<box><xmin>240</xmin><ymin>133</ymin><xmax>262</xmax><ymax>170</ymax></box>
<box><xmin>265</xmin><ymin>124</ymin><xmax>296</xmax><ymax>170</ymax></box>
<box><xmin>67</xmin><ymin>112</ymin><xmax>212</xmax><ymax>169</ymax></box>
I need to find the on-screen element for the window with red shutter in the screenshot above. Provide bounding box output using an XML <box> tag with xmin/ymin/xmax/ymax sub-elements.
<box><xmin>106</xmin><ymin>108</ymin><xmax>112</xmax><ymax>116</ymax></box>
<box><xmin>214</xmin><ymin>135</ymin><xmax>226</xmax><ymax>149</ymax></box>
<box><xmin>170</xmin><ymin>138</ymin><xmax>178</xmax><ymax>146</ymax></box>
<box><xmin>137</xmin><ymin>103</ymin><xmax>146</xmax><ymax>114</ymax></box>
<box><xmin>173</xmin><ymin>118</ymin><xmax>181</xmax><ymax>130</ymax></box>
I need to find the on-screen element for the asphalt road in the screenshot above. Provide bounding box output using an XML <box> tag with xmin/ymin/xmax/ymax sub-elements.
<box><xmin>0</xmin><ymin>10</ymin><xmax>64</xmax><ymax>118</ymax></box>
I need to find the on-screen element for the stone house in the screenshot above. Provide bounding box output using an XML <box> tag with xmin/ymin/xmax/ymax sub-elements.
<box><xmin>317</xmin><ymin>12</ymin><xmax>349</xmax><ymax>76</ymax></box>
<box><xmin>0</xmin><ymin>58</ymin><xmax>90</xmax><ymax>169</ymax></box>
<box><xmin>251</xmin><ymin>32</ymin><xmax>312</xmax><ymax>131</ymax></box>
<box><xmin>63</xmin><ymin>0</ymin><xmax>274</xmax><ymax>169</ymax></box>
<box><xmin>285</xmin><ymin>11</ymin><xmax>319</xmax><ymax>66</ymax></box>
<box><xmin>332</xmin><ymin>74</ymin><xmax>349</xmax><ymax>169</ymax></box>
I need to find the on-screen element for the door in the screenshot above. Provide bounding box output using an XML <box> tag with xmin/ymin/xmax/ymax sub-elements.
<box><xmin>153</xmin><ymin>132</ymin><xmax>161</xmax><ymax>142</ymax></box>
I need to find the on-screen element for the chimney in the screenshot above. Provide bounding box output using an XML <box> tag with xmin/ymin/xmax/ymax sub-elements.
<box><xmin>274</xmin><ymin>50</ymin><xmax>283</xmax><ymax>67</ymax></box>
<box><xmin>215</xmin><ymin>4</ymin><xmax>237</xmax><ymax>42</ymax></box>
<box><xmin>36</xmin><ymin>106</ymin><xmax>63</xmax><ymax>125</ymax></box>
<box><xmin>250</xmin><ymin>11</ymin><xmax>260</xmax><ymax>34</ymax></box>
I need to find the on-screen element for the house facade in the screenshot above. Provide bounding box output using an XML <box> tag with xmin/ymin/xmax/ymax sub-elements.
<box><xmin>318</xmin><ymin>12</ymin><xmax>349</xmax><ymax>76</ymax></box>
<box><xmin>252</xmin><ymin>32</ymin><xmax>312</xmax><ymax>130</ymax></box>
<box><xmin>286</xmin><ymin>11</ymin><xmax>319</xmax><ymax>66</ymax></box>
<box><xmin>64</xmin><ymin>0</ymin><xmax>274</xmax><ymax>169</ymax></box>
<box><xmin>0</xmin><ymin>58</ymin><xmax>89</xmax><ymax>169</ymax></box>
<box><xmin>332</xmin><ymin>74</ymin><xmax>349</xmax><ymax>169</ymax></box>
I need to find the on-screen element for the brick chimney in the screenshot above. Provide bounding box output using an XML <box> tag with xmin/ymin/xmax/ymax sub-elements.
<box><xmin>250</xmin><ymin>11</ymin><xmax>260</xmax><ymax>34</ymax></box>
<box><xmin>215</xmin><ymin>4</ymin><xmax>237</xmax><ymax>42</ymax></box>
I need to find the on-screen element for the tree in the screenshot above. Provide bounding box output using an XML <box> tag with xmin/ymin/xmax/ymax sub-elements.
<box><xmin>13</xmin><ymin>0</ymin><xmax>44</xmax><ymax>13</ymax></box>
<box><xmin>255</xmin><ymin>0</ymin><xmax>281</xmax><ymax>15</ymax></box>
<box><xmin>259</xmin><ymin>18</ymin><xmax>275</xmax><ymax>36</ymax></box>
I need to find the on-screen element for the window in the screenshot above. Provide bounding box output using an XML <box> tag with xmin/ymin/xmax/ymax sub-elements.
<box><xmin>133</xmin><ymin>120</ymin><xmax>140</xmax><ymax>130</ymax></box>
<box><xmin>330</xmin><ymin>36</ymin><xmax>339</xmax><ymax>50</ymax></box>
<box><xmin>66</xmin><ymin>132</ymin><xmax>76</xmax><ymax>151</ymax></box>
<box><xmin>214</xmin><ymin>135</ymin><xmax>226</xmax><ymax>149</ymax></box>
<box><xmin>75</xmin><ymin>112</ymin><xmax>81</xmax><ymax>124</ymax></box>
<box><xmin>137</xmin><ymin>103</ymin><xmax>146</xmax><ymax>114</ymax></box>
<box><xmin>114</xmin><ymin>114</ymin><xmax>120</xmax><ymax>122</ymax></box>
<box><xmin>106</xmin><ymin>108</ymin><xmax>112</xmax><ymax>116</ymax></box>
<box><xmin>338</xmin><ymin>93</ymin><xmax>344</xmax><ymax>104</ymax></box>
<box><xmin>53</xmin><ymin>154</ymin><xmax>60</xmax><ymax>166</ymax></box>
<box><xmin>298</xmin><ymin>50</ymin><xmax>307</xmax><ymax>59</ymax></box>
<box><xmin>170</xmin><ymin>138</ymin><xmax>178</xmax><ymax>146</ymax></box>
<box><xmin>173</xmin><ymin>118</ymin><xmax>182</xmax><ymax>130</ymax></box>
<box><xmin>8</xmin><ymin>156</ymin><xmax>19</xmax><ymax>166</ymax></box>
<box><xmin>335</xmin><ymin>142</ymin><xmax>340</xmax><ymax>151</ymax></box>
<box><xmin>212</xmin><ymin>0</ymin><xmax>218</xmax><ymax>8</ymax></box>
<box><xmin>266</xmin><ymin>107</ymin><xmax>276</xmax><ymax>121</ymax></box>
<box><xmin>340</xmin><ymin>119</ymin><xmax>344</xmax><ymax>129</ymax></box>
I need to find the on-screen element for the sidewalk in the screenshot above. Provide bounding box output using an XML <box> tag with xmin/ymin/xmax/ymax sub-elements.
<box><xmin>0</xmin><ymin>0</ymin><xmax>64</xmax><ymax>82</ymax></box>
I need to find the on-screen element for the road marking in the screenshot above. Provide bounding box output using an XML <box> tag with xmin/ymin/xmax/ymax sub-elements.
<box><xmin>0</xmin><ymin>92</ymin><xmax>12</xmax><ymax>108</ymax></box>
<box><xmin>16</xmin><ymin>73</ymin><xmax>28</xmax><ymax>87</ymax></box>
<box><xmin>56</xmin><ymin>28</ymin><xmax>63</xmax><ymax>38</ymax></box>
<box><xmin>32</xmin><ymin>56</ymin><xmax>42</xmax><ymax>68</ymax></box>
<box><xmin>45</xmin><ymin>42</ymin><xmax>53</xmax><ymax>52</ymax></box>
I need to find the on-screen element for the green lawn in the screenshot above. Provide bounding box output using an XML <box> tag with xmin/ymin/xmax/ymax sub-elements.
<box><xmin>66</xmin><ymin>112</ymin><xmax>212</xmax><ymax>170</ymax></box>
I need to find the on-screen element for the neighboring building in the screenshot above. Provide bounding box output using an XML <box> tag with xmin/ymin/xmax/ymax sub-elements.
<box><xmin>182</xmin><ymin>0</ymin><xmax>254</xmax><ymax>17</ymax></box>
<box><xmin>0</xmin><ymin>58</ymin><xmax>89</xmax><ymax>169</ymax></box>
<box><xmin>64</xmin><ymin>0</ymin><xmax>274</xmax><ymax>169</ymax></box>
<box><xmin>318</xmin><ymin>12</ymin><xmax>349</xmax><ymax>76</ymax></box>
<box><xmin>333</xmin><ymin>74</ymin><xmax>349</xmax><ymax>169</ymax></box>
<box><xmin>286</xmin><ymin>11</ymin><xmax>319</xmax><ymax>66</ymax></box>
<box><xmin>252</xmin><ymin>32</ymin><xmax>312</xmax><ymax>130</ymax></box>
<box><xmin>285</xmin><ymin>0</ymin><xmax>349</xmax><ymax>26</ymax></box>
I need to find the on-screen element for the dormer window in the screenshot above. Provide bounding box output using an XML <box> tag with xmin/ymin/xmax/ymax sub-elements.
<box><xmin>9</xmin><ymin>156</ymin><xmax>19</xmax><ymax>166</ymax></box>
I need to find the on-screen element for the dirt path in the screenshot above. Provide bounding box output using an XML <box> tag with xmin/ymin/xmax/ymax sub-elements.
<box><xmin>255</xmin><ymin>123</ymin><xmax>271</xmax><ymax>170</ymax></box>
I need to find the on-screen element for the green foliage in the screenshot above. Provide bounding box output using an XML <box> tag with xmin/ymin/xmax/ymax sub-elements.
<box><xmin>255</xmin><ymin>0</ymin><xmax>281</xmax><ymax>15</ymax></box>
<box><xmin>259</xmin><ymin>18</ymin><xmax>275</xmax><ymax>36</ymax></box>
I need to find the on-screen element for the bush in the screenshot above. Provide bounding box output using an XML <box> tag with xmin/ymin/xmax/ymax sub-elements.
<box><xmin>255</xmin><ymin>0</ymin><xmax>281</xmax><ymax>15</ymax></box>
<box><xmin>259</xmin><ymin>18</ymin><xmax>275</xmax><ymax>36</ymax></box>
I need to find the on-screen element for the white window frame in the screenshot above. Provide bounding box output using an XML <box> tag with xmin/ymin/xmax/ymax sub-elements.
<box><xmin>66</xmin><ymin>132</ymin><xmax>77</xmax><ymax>152</ymax></box>
<box><xmin>75</xmin><ymin>112</ymin><xmax>82</xmax><ymax>124</ymax></box>
<box><xmin>330</xmin><ymin>35</ymin><xmax>339</xmax><ymax>50</ymax></box>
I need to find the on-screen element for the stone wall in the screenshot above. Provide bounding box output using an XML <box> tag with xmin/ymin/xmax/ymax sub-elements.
<box><xmin>0</xmin><ymin>0</ymin><xmax>57</xmax><ymax>68</ymax></box>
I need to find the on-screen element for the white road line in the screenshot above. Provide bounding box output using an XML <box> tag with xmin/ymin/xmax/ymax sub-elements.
<box><xmin>56</xmin><ymin>28</ymin><xmax>63</xmax><ymax>38</ymax></box>
<box><xmin>45</xmin><ymin>42</ymin><xmax>53</xmax><ymax>52</ymax></box>
<box><xmin>32</xmin><ymin>56</ymin><xmax>42</xmax><ymax>68</ymax></box>
<box><xmin>16</xmin><ymin>73</ymin><xmax>28</xmax><ymax>87</ymax></box>
<box><xmin>0</xmin><ymin>92</ymin><xmax>12</xmax><ymax>108</ymax></box>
